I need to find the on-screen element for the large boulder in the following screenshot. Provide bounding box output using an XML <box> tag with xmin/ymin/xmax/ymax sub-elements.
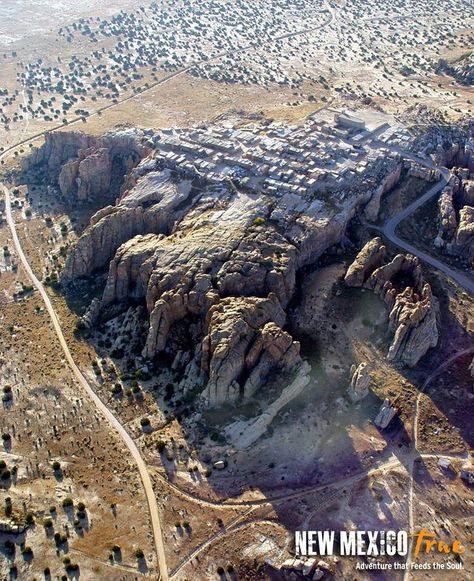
<box><xmin>348</xmin><ymin>362</ymin><xmax>370</xmax><ymax>402</ymax></box>
<box><xmin>374</xmin><ymin>399</ymin><xmax>397</xmax><ymax>429</ymax></box>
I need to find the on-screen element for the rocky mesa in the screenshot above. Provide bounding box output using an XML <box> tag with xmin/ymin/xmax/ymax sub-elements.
<box><xmin>23</xmin><ymin>122</ymin><xmax>417</xmax><ymax>410</ymax></box>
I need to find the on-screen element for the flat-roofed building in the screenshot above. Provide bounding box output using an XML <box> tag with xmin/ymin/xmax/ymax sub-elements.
<box><xmin>335</xmin><ymin>113</ymin><xmax>366</xmax><ymax>130</ymax></box>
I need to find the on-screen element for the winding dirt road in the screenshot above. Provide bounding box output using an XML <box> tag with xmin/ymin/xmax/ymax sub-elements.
<box><xmin>2</xmin><ymin>183</ymin><xmax>169</xmax><ymax>581</ymax></box>
<box><xmin>0</xmin><ymin>9</ymin><xmax>336</xmax><ymax>577</ymax></box>
<box><xmin>1</xmin><ymin>12</ymin><xmax>472</xmax><ymax>574</ymax></box>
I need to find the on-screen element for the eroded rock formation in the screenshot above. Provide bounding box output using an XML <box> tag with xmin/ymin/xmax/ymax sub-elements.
<box><xmin>374</xmin><ymin>398</ymin><xmax>397</xmax><ymax>429</ymax></box>
<box><xmin>25</xmin><ymin>122</ymin><xmax>411</xmax><ymax>409</ymax></box>
<box><xmin>22</xmin><ymin>128</ymin><xmax>151</xmax><ymax>203</ymax></box>
<box><xmin>435</xmin><ymin>170</ymin><xmax>474</xmax><ymax>263</ymax></box>
<box><xmin>345</xmin><ymin>238</ymin><xmax>439</xmax><ymax>367</ymax></box>
<box><xmin>201</xmin><ymin>294</ymin><xmax>301</xmax><ymax>406</ymax></box>
<box><xmin>348</xmin><ymin>362</ymin><xmax>370</xmax><ymax>402</ymax></box>
<box><xmin>57</xmin><ymin>155</ymin><xmax>389</xmax><ymax>406</ymax></box>
<box><xmin>59</xmin><ymin>147</ymin><xmax>112</xmax><ymax>202</ymax></box>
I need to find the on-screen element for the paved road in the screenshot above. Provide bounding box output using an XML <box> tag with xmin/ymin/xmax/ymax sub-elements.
<box><xmin>2</xmin><ymin>183</ymin><xmax>169</xmax><ymax>581</ymax></box>
<box><xmin>367</xmin><ymin>148</ymin><xmax>474</xmax><ymax>294</ymax></box>
<box><xmin>1</xmin><ymin>14</ymin><xmax>471</xmax><ymax>572</ymax></box>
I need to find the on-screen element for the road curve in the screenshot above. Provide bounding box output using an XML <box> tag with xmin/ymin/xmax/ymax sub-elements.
<box><xmin>0</xmin><ymin>15</ymin><xmax>470</xmax><ymax>573</ymax></box>
<box><xmin>2</xmin><ymin>183</ymin><xmax>169</xmax><ymax>581</ymax></box>
<box><xmin>170</xmin><ymin>518</ymin><xmax>283</xmax><ymax>578</ymax></box>
<box><xmin>373</xmin><ymin>166</ymin><xmax>474</xmax><ymax>294</ymax></box>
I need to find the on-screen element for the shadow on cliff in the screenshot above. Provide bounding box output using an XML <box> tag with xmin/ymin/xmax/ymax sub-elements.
<box><xmin>10</xmin><ymin>160</ymin><xmax>126</xmax><ymax>243</ymax></box>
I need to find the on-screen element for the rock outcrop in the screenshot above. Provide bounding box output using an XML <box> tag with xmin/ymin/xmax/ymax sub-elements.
<box><xmin>362</xmin><ymin>163</ymin><xmax>402</xmax><ymax>222</ymax></box>
<box><xmin>435</xmin><ymin>171</ymin><xmax>474</xmax><ymax>263</ymax></box>
<box><xmin>62</xmin><ymin>170</ymin><xmax>193</xmax><ymax>280</ymax></box>
<box><xmin>374</xmin><ymin>398</ymin><xmax>397</xmax><ymax>429</ymax></box>
<box><xmin>348</xmin><ymin>362</ymin><xmax>370</xmax><ymax>402</ymax></box>
<box><xmin>201</xmin><ymin>294</ymin><xmax>301</xmax><ymax>406</ymax></box>
<box><xmin>436</xmin><ymin>185</ymin><xmax>459</xmax><ymax>245</ymax></box>
<box><xmin>344</xmin><ymin>238</ymin><xmax>387</xmax><ymax>287</ymax></box>
<box><xmin>455</xmin><ymin>205</ymin><xmax>474</xmax><ymax>260</ymax></box>
<box><xmin>33</xmin><ymin>120</ymin><xmax>409</xmax><ymax>409</ymax></box>
<box><xmin>386</xmin><ymin>283</ymin><xmax>438</xmax><ymax>367</ymax></box>
<box><xmin>437</xmin><ymin>141</ymin><xmax>474</xmax><ymax>174</ymax></box>
<box><xmin>81</xmin><ymin>298</ymin><xmax>101</xmax><ymax>329</ymax></box>
<box><xmin>224</xmin><ymin>362</ymin><xmax>311</xmax><ymax>448</ymax></box>
<box><xmin>58</xmin><ymin>147</ymin><xmax>112</xmax><ymax>201</ymax></box>
<box><xmin>345</xmin><ymin>238</ymin><xmax>439</xmax><ymax>367</ymax></box>
<box><xmin>22</xmin><ymin>128</ymin><xmax>151</xmax><ymax>203</ymax></box>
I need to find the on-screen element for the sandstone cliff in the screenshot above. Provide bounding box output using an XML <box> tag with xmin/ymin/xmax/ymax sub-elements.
<box><xmin>201</xmin><ymin>295</ymin><xmax>301</xmax><ymax>406</ymax></box>
<box><xmin>345</xmin><ymin>238</ymin><xmax>439</xmax><ymax>367</ymax></box>
<box><xmin>40</xmin><ymin>123</ymin><xmax>408</xmax><ymax>408</ymax></box>
<box><xmin>22</xmin><ymin>128</ymin><xmax>151</xmax><ymax>203</ymax></box>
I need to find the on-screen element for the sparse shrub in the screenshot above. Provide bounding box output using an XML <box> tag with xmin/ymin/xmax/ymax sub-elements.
<box><xmin>157</xmin><ymin>440</ymin><xmax>166</xmax><ymax>453</ymax></box>
<box><xmin>112</xmin><ymin>383</ymin><xmax>122</xmax><ymax>395</ymax></box>
<box><xmin>62</xmin><ymin>497</ymin><xmax>73</xmax><ymax>509</ymax></box>
<box><xmin>140</xmin><ymin>417</ymin><xmax>151</xmax><ymax>429</ymax></box>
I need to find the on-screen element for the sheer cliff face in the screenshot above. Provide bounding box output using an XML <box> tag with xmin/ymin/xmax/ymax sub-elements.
<box><xmin>434</xmin><ymin>137</ymin><xmax>474</xmax><ymax>264</ymax></box>
<box><xmin>22</xmin><ymin>128</ymin><xmax>151</xmax><ymax>204</ymax></box>
<box><xmin>31</xmin><ymin>128</ymin><xmax>404</xmax><ymax>408</ymax></box>
<box><xmin>345</xmin><ymin>238</ymin><xmax>439</xmax><ymax>367</ymax></box>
